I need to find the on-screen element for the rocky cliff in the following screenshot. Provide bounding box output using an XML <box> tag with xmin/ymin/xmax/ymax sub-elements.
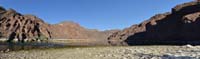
<box><xmin>108</xmin><ymin>1</ymin><xmax>200</xmax><ymax>45</ymax></box>
<box><xmin>0</xmin><ymin>7</ymin><xmax>51</xmax><ymax>42</ymax></box>
<box><xmin>0</xmin><ymin>6</ymin><xmax>116</xmax><ymax>43</ymax></box>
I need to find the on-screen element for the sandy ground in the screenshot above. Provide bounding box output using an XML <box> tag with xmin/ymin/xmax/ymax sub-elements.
<box><xmin>0</xmin><ymin>45</ymin><xmax>200</xmax><ymax>59</ymax></box>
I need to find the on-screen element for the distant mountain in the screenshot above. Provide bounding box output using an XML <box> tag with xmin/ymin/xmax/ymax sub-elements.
<box><xmin>108</xmin><ymin>1</ymin><xmax>200</xmax><ymax>45</ymax></box>
<box><xmin>49</xmin><ymin>21</ymin><xmax>119</xmax><ymax>44</ymax></box>
<box><xmin>0</xmin><ymin>6</ymin><xmax>118</xmax><ymax>44</ymax></box>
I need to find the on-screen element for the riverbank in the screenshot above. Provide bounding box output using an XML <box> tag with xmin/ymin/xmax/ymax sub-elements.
<box><xmin>0</xmin><ymin>39</ymin><xmax>109</xmax><ymax>52</ymax></box>
<box><xmin>0</xmin><ymin>45</ymin><xmax>200</xmax><ymax>59</ymax></box>
<box><xmin>0</xmin><ymin>38</ymin><xmax>109</xmax><ymax>46</ymax></box>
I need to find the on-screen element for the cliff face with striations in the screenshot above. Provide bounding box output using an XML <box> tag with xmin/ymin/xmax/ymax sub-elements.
<box><xmin>0</xmin><ymin>7</ymin><xmax>51</xmax><ymax>42</ymax></box>
<box><xmin>108</xmin><ymin>1</ymin><xmax>200</xmax><ymax>45</ymax></box>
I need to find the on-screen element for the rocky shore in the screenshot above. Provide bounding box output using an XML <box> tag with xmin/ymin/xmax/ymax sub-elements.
<box><xmin>0</xmin><ymin>45</ymin><xmax>200</xmax><ymax>59</ymax></box>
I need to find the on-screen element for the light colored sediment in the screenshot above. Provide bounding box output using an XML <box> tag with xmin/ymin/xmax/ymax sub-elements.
<box><xmin>0</xmin><ymin>45</ymin><xmax>200</xmax><ymax>59</ymax></box>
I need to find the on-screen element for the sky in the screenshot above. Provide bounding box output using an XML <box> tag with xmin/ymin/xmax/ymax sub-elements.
<box><xmin>0</xmin><ymin>0</ymin><xmax>193</xmax><ymax>31</ymax></box>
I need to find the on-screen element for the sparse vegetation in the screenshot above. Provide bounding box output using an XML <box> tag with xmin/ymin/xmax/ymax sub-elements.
<box><xmin>33</xmin><ymin>33</ymin><xmax>48</xmax><ymax>42</ymax></box>
<box><xmin>0</xmin><ymin>32</ymin><xmax>2</xmax><ymax>38</ymax></box>
<box><xmin>1</xmin><ymin>46</ymin><xmax>200</xmax><ymax>59</ymax></box>
<box><xmin>39</xmin><ymin>34</ymin><xmax>48</xmax><ymax>41</ymax></box>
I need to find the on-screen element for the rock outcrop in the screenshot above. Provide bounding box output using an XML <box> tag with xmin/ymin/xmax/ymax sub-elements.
<box><xmin>0</xmin><ymin>8</ymin><xmax>51</xmax><ymax>42</ymax></box>
<box><xmin>49</xmin><ymin>21</ymin><xmax>119</xmax><ymax>44</ymax></box>
<box><xmin>50</xmin><ymin>21</ymin><xmax>88</xmax><ymax>39</ymax></box>
<box><xmin>108</xmin><ymin>1</ymin><xmax>200</xmax><ymax>45</ymax></box>
<box><xmin>0</xmin><ymin>6</ymin><xmax>117</xmax><ymax>43</ymax></box>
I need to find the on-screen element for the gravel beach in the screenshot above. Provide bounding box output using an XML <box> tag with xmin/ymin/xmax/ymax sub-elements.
<box><xmin>0</xmin><ymin>45</ymin><xmax>200</xmax><ymax>59</ymax></box>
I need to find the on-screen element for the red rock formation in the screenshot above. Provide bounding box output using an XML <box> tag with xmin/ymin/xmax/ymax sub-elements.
<box><xmin>49</xmin><ymin>21</ymin><xmax>119</xmax><ymax>44</ymax></box>
<box><xmin>0</xmin><ymin>6</ymin><xmax>117</xmax><ymax>44</ymax></box>
<box><xmin>108</xmin><ymin>1</ymin><xmax>200</xmax><ymax>45</ymax></box>
<box><xmin>0</xmin><ymin>8</ymin><xmax>51</xmax><ymax>42</ymax></box>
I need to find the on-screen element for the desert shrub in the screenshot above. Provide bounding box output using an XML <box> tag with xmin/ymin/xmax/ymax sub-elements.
<box><xmin>39</xmin><ymin>34</ymin><xmax>48</xmax><ymax>41</ymax></box>
<box><xmin>0</xmin><ymin>32</ymin><xmax>1</xmax><ymax>37</ymax></box>
<box><xmin>34</xmin><ymin>33</ymin><xmax>48</xmax><ymax>42</ymax></box>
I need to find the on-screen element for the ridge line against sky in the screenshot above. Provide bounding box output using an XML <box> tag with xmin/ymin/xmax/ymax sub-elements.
<box><xmin>0</xmin><ymin>0</ymin><xmax>193</xmax><ymax>30</ymax></box>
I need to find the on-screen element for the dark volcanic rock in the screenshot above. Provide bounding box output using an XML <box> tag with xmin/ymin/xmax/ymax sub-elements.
<box><xmin>108</xmin><ymin>1</ymin><xmax>200</xmax><ymax>45</ymax></box>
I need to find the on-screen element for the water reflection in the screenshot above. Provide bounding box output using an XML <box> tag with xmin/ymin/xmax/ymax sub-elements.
<box><xmin>0</xmin><ymin>41</ymin><xmax>66</xmax><ymax>52</ymax></box>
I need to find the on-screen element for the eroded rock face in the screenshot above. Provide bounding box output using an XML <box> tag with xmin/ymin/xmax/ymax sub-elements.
<box><xmin>0</xmin><ymin>6</ymin><xmax>117</xmax><ymax>43</ymax></box>
<box><xmin>50</xmin><ymin>21</ymin><xmax>88</xmax><ymax>39</ymax></box>
<box><xmin>108</xmin><ymin>1</ymin><xmax>200</xmax><ymax>45</ymax></box>
<box><xmin>0</xmin><ymin>8</ymin><xmax>51</xmax><ymax>42</ymax></box>
<box><xmin>49</xmin><ymin>21</ymin><xmax>119</xmax><ymax>44</ymax></box>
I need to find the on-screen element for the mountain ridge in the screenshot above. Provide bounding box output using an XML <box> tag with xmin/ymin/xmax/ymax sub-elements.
<box><xmin>0</xmin><ymin>6</ymin><xmax>118</xmax><ymax>44</ymax></box>
<box><xmin>108</xmin><ymin>1</ymin><xmax>200</xmax><ymax>45</ymax></box>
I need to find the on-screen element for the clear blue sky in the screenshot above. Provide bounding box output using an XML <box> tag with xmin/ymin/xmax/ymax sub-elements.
<box><xmin>0</xmin><ymin>0</ymin><xmax>193</xmax><ymax>30</ymax></box>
